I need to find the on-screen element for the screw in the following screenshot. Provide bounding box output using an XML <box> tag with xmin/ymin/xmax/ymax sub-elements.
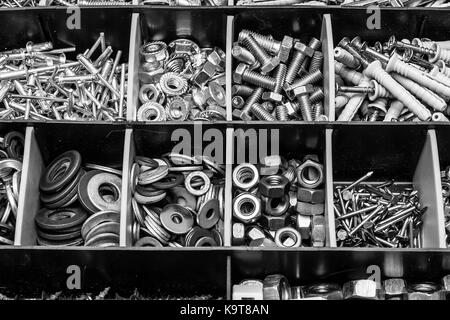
<box><xmin>273</xmin><ymin>63</ymin><xmax>287</xmax><ymax>94</ymax></box>
<box><xmin>295</xmin><ymin>85</ymin><xmax>314</xmax><ymax>122</ymax></box>
<box><xmin>232</xmin><ymin>45</ymin><xmax>259</xmax><ymax>69</ymax></box>
<box><xmin>285</xmin><ymin>42</ymin><xmax>313</xmax><ymax>85</ymax></box>
<box><xmin>232</xmin><ymin>84</ymin><xmax>254</xmax><ymax>97</ymax></box>
<box><xmin>275</xmin><ymin>104</ymin><xmax>288</xmax><ymax>120</ymax></box>
<box><xmin>233</xmin><ymin>63</ymin><xmax>276</xmax><ymax>91</ymax></box>
<box><xmin>238</xmin><ymin>32</ymin><xmax>279</xmax><ymax>73</ymax></box>
<box><xmin>239</xmin><ymin>29</ymin><xmax>293</xmax><ymax>62</ymax></box>
<box><xmin>241</xmin><ymin>87</ymin><xmax>264</xmax><ymax>117</ymax></box>
<box><xmin>251</xmin><ymin>103</ymin><xmax>276</xmax><ymax>121</ymax></box>
<box><xmin>387</xmin><ymin>36</ymin><xmax>435</xmax><ymax>56</ymax></box>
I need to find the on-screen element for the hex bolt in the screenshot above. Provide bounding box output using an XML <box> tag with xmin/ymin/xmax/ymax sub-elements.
<box><xmin>313</xmin><ymin>101</ymin><xmax>324</xmax><ymax>120</ymax></box>
<box><xmin>232</xmin><ymin>84</ymin><xmax>254</xmax><ymax>97</ymax></box>
<box><xmin>275</xmin><ymin>104</ymin><xmax>288</xmax><ymax>120</ymax></box>
<box><xmin>239</xmin><ymin>29</ymin><xmax>293</xmax><ymax>62</ymax></box>
<box><xmin>285</xmin><ymin>43</ymin><xmax>312</xmax><ymax>85</ymax></box>
<box><xmin>232</xmin><ymin>45</ymin><xmax>259</xmax><ymax>69</ymax></box>
<box><xmin>238</xmin><ymin>33</ymin><xmax>279</xmax><ymax>73</ymax></box>
<box><xmin>295</xmin><ymin>85</ymin><xmax>314</xmax><ymax>122</ymax></box>
<box><xmin>251</xmin><ymin>103</ymin><xmax>276</xmax><ymax>121</ymax></box>
<box><xmin>233</xmin><ymin>63</ymin><xmax>276</xmax><ymax>91</ymax></box>
<box><xmin>309</xmin><ymin>51</ymin><xmax>323</xmax><ymax>73</ymax></box>
<box><xmin>285</xmin><ymin>70</ymin><xmax>323</xmax><ymax>97</ymax></box>
<box><xmin>310</xmin><ymin>87</ymin><xmax>324</xmax><ymax>104</ymax></box>
<box><xmin>261</xmin><ymin>101</ymin><xmax>275</xmax><ymax>113</ymax></box>
<box><xmin>241</xmin><ymin>87</ymin><xmax>264</xmax><ymax>119</ymax></box>
<box><xmin>273</xmin><ymin>63</ymin><xmax>287</xmax><ymax>94</ymax></box>
<box><xmin>232</xmin><ymin>96</ymin><xmax>245</xmax><ymax>109</ymax></box>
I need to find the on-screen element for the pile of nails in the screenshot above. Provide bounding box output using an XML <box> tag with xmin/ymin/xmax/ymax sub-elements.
<box><xmin>137</xmin><ymin>40</ymin><xmax>226</xmax><ymax>121</ymax></box>
<box><xmin>130</xmin><ymin>153</ymin><xmax>225</xmax><ymax>247</ymax></box>
<box><xmin>35</xmin><ymin>150</ymin><xmax>122</xmax><ymax>247</ymax></box>
<box><xmin>232</xmin><ymin>30</ymin><xmax>326</xmax><ymax>121</ymax></box>
<box><xmin>233</xmin><ymin>274</ymin><xmax>450</xmax><ymax>300</ymax></box>
<box><xmin>335</xmin><ymin>36</ymin><xmax>450</xmax><ymax>122</ymax></box>
<box><xmin>334</xmin><ymin>171</ymin><xmax>426</xmax><ymax>248</ymax></box>
<box><xmin>0</xmin><ymin>131</ymin><xmax>24</xmax><ymax>246</ymax></box>
<box><xmin>440</xmin><ymin>166</ymin><xmax>450</xmax><ymax>247</ymax></box>
<box><xmin>0</xmin><ymin>33</ymin><xmax>127</xmax><ymax>121</ymax></box>
<box><xmin>232</xmin><ymin>155</ymin><xmax>326</xmax><ymax>248</ymax></box>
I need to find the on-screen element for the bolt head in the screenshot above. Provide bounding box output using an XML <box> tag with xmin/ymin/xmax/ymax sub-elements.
<box><xmin>296</xmin><ymin>214</ymin><xmax>311</xmax><ymax>240</ymax></box>
<box><xmin>384</xmin><ymin>279</ymin><xmax>407</xmax><ymax>298</ymax></box>
<box><xmin>293</xmin><ymin>41</ymin><xmax>314</xmax><ymax>57</ymax></box>
<box><xmin>246</xmin><ymin>225</ymin><xmax>266</xmax><ymax>242</ymax></box>
<box><xmin>261</xmin><ymin>56</ymin><xmax>280</xmax><ymax>74</ymax></box>
<box><xmin>278</xmin><ymin>36</ymin><xmax>294</xmax><ymax>63</ymax></box>
<box><xmin>292</xmin><ymin>84</ymin><xmax>314</xmax><ymax>98</ymax></box>
<box><xmin>233</xmin><ymin>63</ymin><xmax>249</xmax><ymax>84</ymax></box>
<box><xmin>262</xmin><ymin>91</ymin><xmax>283</xmax><ymax>103</ymax></box>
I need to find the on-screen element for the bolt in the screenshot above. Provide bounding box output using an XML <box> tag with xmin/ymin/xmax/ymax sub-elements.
<box><xmin>239</xmin><ymin>30</ymin><xmax>293</xmax><ymax>63</ymax></box>
<box><xmin>232</xmin><ymin>96</ymin><xmax>245</xmax><ymax>109</ymax></box>
<box><xmin>238</xmin><ymin>33</ymin><xmax>280</xmax><ymax>73</ymax></box>
<box><xmin>295</xmin><ymin>85</ymin><xmax>314</xmax><ymax>121</ymax></box>
<box><xmin>241</xmin><ymin>87</ymin><xmax>264</xmax><ymax>117</ymax></box>
<box><xmin>309</xmin><ymin>51</ymin><xmax>323</xmax><ymax>73</ymax></box>
<box><xmin>232</xmin><ymin>84</ymin><xmax>254</xmax><ymax>97</ymax></box>
<box><xmin>275</xmin><ymin>104</ymin><xmax>288</xmax><ymax>120</ymax></box>
<box><xmin>285</xmin><ymin>42</ymin><xmax>313</xmax><ymax>85</ymax></box>
<box><xmin>233</xmin><ymin>63</ymin><xmax>276</xmax><ymax>91</ymax></box>
<box><xmin>232</xmin><ymin>45</ymin><xmax>259</xmax><ymax>69</ymax></box>
<box><xmin>312</xmin><ymin>101</ymin><xmax>324</xmax><ymax>120</ymax></box>
<box><xmin>273</xmin><ymin>63</ymin><xmax>287</xmax><ymax>94</ymax></box>
<box><xmin>251</xmin><ymin>103</ymin><xmax>276</xmax><ymax>121</ymax></box>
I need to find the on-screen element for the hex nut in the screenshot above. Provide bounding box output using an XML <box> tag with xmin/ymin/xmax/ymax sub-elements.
<box><xmin>275</xmin><ymin>227</ymin><xmax>302</xmax><ymax>248</ymax></box>
<box><xmin>297</xmin><ymin>187</ymin><xmax>325</xmax><ymax>204</ymax></box>
<box><xmin>233</xmin><ymin>63</ymin><xmax>248</xmax><ymax>84</ymax></box>
<box><xmin>343</xmin><ymin>280</ymin><xmax>379</xmax><ymax>300</ymax></box>
<box><xmin>296</xmin><ymin>159</ymin><xmax>324</xmax><ymax>189</ymax></box>
<box><xmin>293</xmin><ymin>41</ymin><xmax>314</xmax><ymax>57</ymax></box>
<box><xmin>263</xmin><ymin>274</ymin><xmax>291</xmax><ymax>300</ymax></box>
<box><xmin>232</xmin><ymin>282</ymin><xmax>264</xmax><ymax>300</ymax></box>
<box><xmin>259</xmin><ymin>175</ymin><xmax>290</xmax><ymax>198</ymax></box>
<box><xmin>233</xmin><ymin>163</ymin><xmax>259</xmax><ymax>191</ymax></box>
<box><xmin>249</xmin><ymin>237</ymin><xmax>277</xmax><ymax>247</ymax></box>
<box><xmin>233</xmin><ymin>192</ymin><xmax>261</xmax><ymax>224</ymax></box>
<box><xmin>407</xmin><ymin>283</ymin><xmax>444</xmax><ymax>300</ymax></box>
<box><xmin>260</xmin><ymin>213</ymin><xmax>289</xmax><ymax>231</ymax></box>
<box><xmin>261</xmin><ymin>195</ymin><xmax>290</xmax><ymax>216</ymax></box>
<box><xmin>260</xmin><ymin>155</ymin><xmax>281</xmax><ymax>176</ymax></box>
<box><xmin>303</xmin><ymin>283</ymin><xmax>343</xmax><ymax>300</ymax></box>
<box><xmin>207</xmin><ymin>48</ymin><xmax>226</xmax><ymax>72</ymax></box>
<box><xmin>296</xmin><ymin>201</ymin><xmax>324</xmax><ymax>216</ymax></box>
<box><xmin>278</xmin><ymin>36</ymin><xmax>294</xmax><ymax>63</ymax></box>
<box><xmin>296</xmin><ymin>214</ymin><xmax>311</xmax><ymax>240</ymax></box>
<box><xmin>246</xmin><ymin>225</ymin><xmax>266</xmax><ymax>242</ymax></box>
<box><xmin>384</xmin><ymin>278</ymin><xmax>407</xmax><ymax>299</ymax></box>
<box><xmin>311</xmin><ymin>215</ymin><xmax>326</xmax><ymax>247</ymax></box>
<box><xmin>232</xmin><ymin>222</ymin><xmax>246</xmax><ymax>246</ymax></box>
<box><xmin>193</xmin><ymin>61</ymin><xmax>216</xmax><ymax>87</ymax></box>
<box><xmin>262</xmin><ymin>91</ymin><xmax>283</xmax><ymax>103</ymax></box>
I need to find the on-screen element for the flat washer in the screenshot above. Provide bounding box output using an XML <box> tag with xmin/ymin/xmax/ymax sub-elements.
<box><xmin>40</xmin><ymin>150</ymin><xmax>82</xmax><ymax>193</ymax></box>
<box><xmin>160</xmin><ymin>204</ymin><xmax>193</xmax><ymax>235</ymax></box>
<box><xmin>81</xmin><ymin>210</ymin><xmax>120</xmax><ymax>239</ymax></box>
<box><xmin>35</xmin><ymin>207</ymin><xmax>88</xmax><ymax>231</ymax></box>
<box><xmin>135</xmin><ymin>236</ymin><xmax>163</xmax><ymax>247</ymax></box>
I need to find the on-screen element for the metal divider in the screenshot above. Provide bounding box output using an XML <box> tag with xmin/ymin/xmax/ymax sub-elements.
<box><xmin>14</xmin><ymin>126</ymin><xmax>44</xmax><ymax>246</ymax></box>
<box><xmin>321</xmin><ymin>14</ymin><xmax>335</xmax><ymax>121</ymax></box>
<box><xmin>127</xmin><ymin>12</ymin><xmax>141</xmax><ymax>122</ymax></box>
<box><xmin>120</xmin><ymin>129</ymin><xmax>135</xmax><ymax>247</ymax></box>
<box><xmin>413</xmin><ymin>130</ymin><xmax>447</xmax><ymax>248</ymax></box>
<box><xmin>226</xmin><ymin>14</ymin><xmax>234</xmax><ymax>121</ymax></box>
<box><xmin>325</xmin><ymin>128</ymin><xmax>336</xmax><ymax>247</ymax></box>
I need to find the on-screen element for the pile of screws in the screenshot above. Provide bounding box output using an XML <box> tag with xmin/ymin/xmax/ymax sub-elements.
<box><xmin>440</xmin><ymin>166</ymin><xmax>450</xmax><ymax>247</ymax></box>
<box><xmin>232</xmin><ymin>155</ymin><xmax>326</xmax><ymax>248</ymax></box>
<box><xmin>334</xmin><ymin>171</ymin><xmax>426</xmax><ymax>248</ymax></box>
<box><xmin>232</xmin><ymin>30</ymin><xmax>325</xmax><ymax>121</ymax></box>
<box><xmin>130</xmin><ymin>153</ymin><xmax>224</xmax><ymax>247</ymax></box>
<box><xmin>138</xmin><ymin>40</ymin><xmax>226</xmax><ymax>121</ymax></box>
<box><xmin>0</xmin><ymin>131</ymin><xmax>24</xmax><ymax>246</ymax></box>
<box><xmin>233</xmin><ymin>274</ymin><xmax>450</xmax><ymax>300</ymax></box>
<box><xmin>36</xmin><ymin>150</ymin><xmax>122</xmax><ymax>247</ymax></box>
<box><xmin>0</xmin><ymin>33</ymin><xmax>127</xmax><ymax>121</ymax></box>
<box><xmin>335</xmin><ymin>36</ymin><xmax>450</xmax><ymax>122</ymax></box>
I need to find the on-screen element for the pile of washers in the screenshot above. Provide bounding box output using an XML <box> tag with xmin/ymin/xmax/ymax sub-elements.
<box><xmin>35</xmin><ymin>150</ymin><xmax>122</xmax><ymax>247</ymax></box>
<box><xmin>0</xmin><ymin>131</ymin><xmax>24</xmax><ymax>245</ymax></box>
<box><xmin>130</xmin><ymin>153</ymin><xmax>224</xmax><ymax>247</ymax></box>
<box><xmin>138</xmin><ymin>39</ymin><xmax>226</xmax><ymax>121</ymax></box>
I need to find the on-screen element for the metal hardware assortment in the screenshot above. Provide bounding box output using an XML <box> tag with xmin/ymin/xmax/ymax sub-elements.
<box><xmin>0</xmin><ymin>131</ymin><xmax>24</xmax><ymax>246</ymax></box>
<box><xmin>334</xmin><ymin>172</ymin><xmax>425</xmax><ymax>248</ymax></box>
<box><xmin>232</xmin><ymin>30</ymin><xmax>326</xmax><ymax>121</ymax></box>
<box><xmin>0</xmin><ymin>34</ymin><xmax>127</xmax><ymax>121</ymax></box>
<box><xmin>233</xmin><ymin>274</ymin><xmax>450</xmax><ymax>300</ymax></box>
<box><xmin>35</xmin><ymin>150</ymin><xmax>122</xmax><ymax>247</ymax></box>
<box><xmin>138</xmin><ymin>40</ymin><xmax>226</xmax><ymax>121</ymax></box>
<box><xmin>130</xmin><ymin>153</ymin><xmax>225</xmax><ymax>247</ymax></box>
<box><xmin>140</xmin><ymin>0</ymin><xmax>227</xmax><ymax>4</ymax></box>
<box><xmin>0</xmin><ymin>0</ymin><xmax>133</xmax><ymax>7</ymax></box>
<box><xmin>441</xmin><ymin>166</ymin><xmax>450</xmax><ymax>247</ymax></box>
<box><xmin>335</xmin><ymin>36</ymin><xmax>450</xmax><ymax>122</ymax></box>
<box><xmin>236</xmin><ymin>0</ymin><xmax>450</xmax><ymax>5</ymax></box>
<box><xmin>232</xmin><ymin>155</ymin><xmax>325</xmax><ymax>247</ymax></box>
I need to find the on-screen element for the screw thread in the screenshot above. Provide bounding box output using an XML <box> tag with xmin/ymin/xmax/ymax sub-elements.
<box><xmin>313</xmin><ymin>101</ymin><xmax>323</xmax><ymax>121</ymax></box>
<box><xmin>290</xmin><ymin>69</ymin><xmax>323</xmax><ymax>88</ymax></box>
<box><xmin>308</xmin><ymin>38</ymin><xmax>322</xmax><ymax>51</ymax></box>
<box><xmin>240</xmin><ymin>30</ymin><xmax>279</xmax><ymax>55</ymax></box>
<box><xmin>297</xmin><ymin>94</ymin><xmax>313</xmax><ymax>121</ymax></box>
<box><xmin>232</xmin><ymin>45</ymin><xmax>257</xmax><ymax>66</ymax></box>
<box><xmin>310</xmin><ymin>87</ymin><xmax>324</xmax><ymax>104</ymax></box>
<box><xmin>285</xmin><ymin>50</ymin><xmax>307</xmax><ymax>84</ymax></box>
<box><xmin>251</xmin><ymin>103</ymin><xmax>276</xmax><ymax>121</ymax></box>
<box><xmin>242</xmin><ymin>69</ymin><xmax>276</xmax><ymax>91</ymax></box>
<box><xmin>242</xmin><ymin>87</ymin><xmax>264</xmax><ymax>114</ymax></box>
<box><xmin>232</xmin><ymin>84</ymin><xmax>254</xmax><ymax>97</ymax></box>
<box><xmin>273</xmin><ymin>63</ymin><xmax>287</xmax><ymax>94</ymax></box>
<box><xmin>309</xmin><ymin>51</ymin><xmax>323</xmax><ymax>73</ymax></box>
<box><xmin>240</xmin><ymin>34</ymin><xmax>271</xmax><ymax>67</ymax></box>
<box><xmin>275</xmin><ymin>104</ymin><xmax>288</xmax><ymax>121</ymax></box>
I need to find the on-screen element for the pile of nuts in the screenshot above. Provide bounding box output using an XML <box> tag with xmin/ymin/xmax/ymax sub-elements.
<box><xmin>0</xmin><ymin>33</ymin><xmax>127</xmax><ymax>121</ymax></box>
<box><xmin>232</xmin><ymin>155</ymin><xmax>326</xmax><ymax>248</ymax></box>
<box><xmin>138</xmin><ymin>40</ymin><xmax>226</xmax><ymax>121</ymax></box>
<box><xmin>335</xmin><ymin>36</ymin><xmax>450</xmax><ymax>122</ymax></box>
<box><xmin>36</xmin><ymin>150</ymin><xmax>122</xmax><ymax>247</ymax></box>
<box><xmin>130</xmin><ymin>153</ymin><xmax>224</xmax><ymax>247</ymax></box>
<box><xmin>233</xmin><ymin>273</ymin><xmax>450</xmax><ymax>300</ymax></box>
<box><xmin>0</xmin><ymin>131</ymin><xmax>24</xmax><ymax>246</ymax></box>
<box><xmin>441</xmin><ymin>166</ymin><xmax>450</xmax><ymax>247</ymax></box>
<box><xmin>334</xmin><ymin>172</ymin><xmax>425</xmax><ymax>248</ymax></box>
<box><xmin>232</xmin><ymin>30</ymin><xmax>325</xmax><ymax>121</ymax></box>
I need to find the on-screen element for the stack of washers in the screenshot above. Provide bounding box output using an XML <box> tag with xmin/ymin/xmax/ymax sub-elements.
<box><xmin>35</xmin><ymin>150</ymin><xmax>122</xmax><ymax>246</ymax></box>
